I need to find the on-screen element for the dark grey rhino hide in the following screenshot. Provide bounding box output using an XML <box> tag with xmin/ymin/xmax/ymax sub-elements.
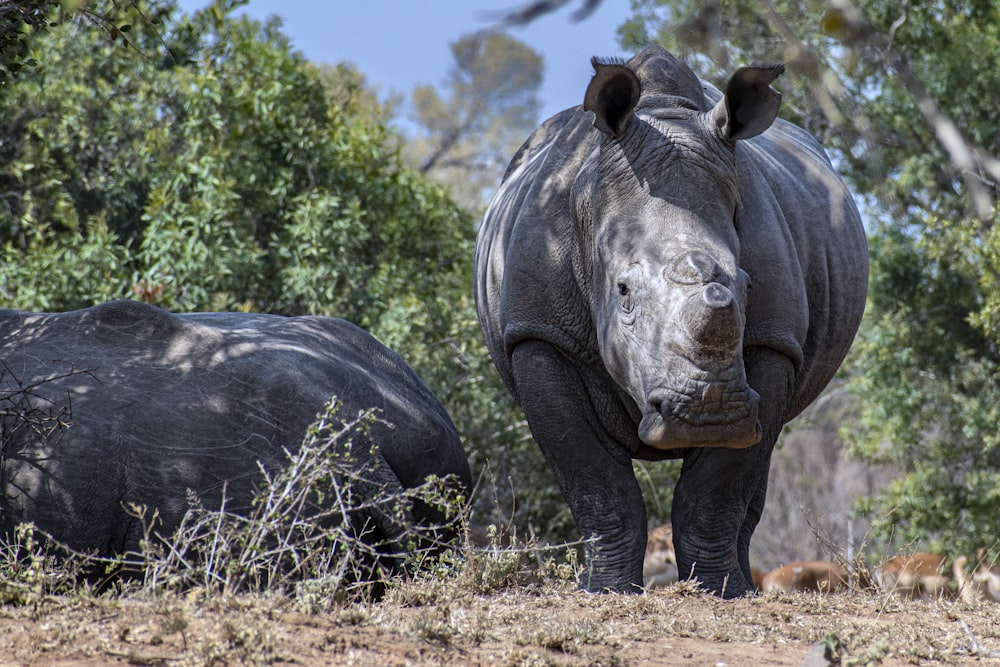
<box><xmin>0</xmin><ymin>300</ymin><xmax>472</xmax><ymax>577</ymax></box>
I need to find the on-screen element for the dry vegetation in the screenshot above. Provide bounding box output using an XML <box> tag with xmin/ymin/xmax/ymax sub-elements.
<box><xmin>4</xmin><ymin>385</ymin><xmax>998</xmax><ymax>666</ymax></box>
<box><xmin>748</xmin><ymin>380</ymin><xmax>899</xmax><ymax>572</ymax></box>
<box><xmin>1</xmin><ymin>543</ymin><xmax>1000</xmax><ymax>667</ymax></box>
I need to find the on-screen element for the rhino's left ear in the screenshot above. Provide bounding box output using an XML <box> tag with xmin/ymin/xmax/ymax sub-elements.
<box><xmin>584</xmin><ymin>57</ymin><xmax>641</xmax><ymax>139</ymax></box>
<box><xmin>712</xmin><ymin>63</ymin><xmax>784</xmax><ymax>141</ymax></box>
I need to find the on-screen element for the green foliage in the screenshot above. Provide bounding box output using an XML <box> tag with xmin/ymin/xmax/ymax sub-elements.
<box><xmin>0</xmin><ymin>0</ymin><xmax>57</xmax><ymax>84</ymax></box>
<box><xmin>0</xmin><ymin>1</ymin><xmax>169</xmax><ymax>84</ymax></box>
<box><xmin>849</xmin><ymin>222</ymin><xmax>1000</xmax><ymax>555</ymax></box>
<box><xmin>0</xmin><ymin>0</ymin><xmax>565</xmax><ymax>546</ymax></box>
<box><xmin>1</xmin><ymin>0</ymin><xmax>461</xmax><ymax>321</ymax></box>
<box><xmin>834</xmin><ymin>2</ymin><xmax>1000</xmax><ymax>556</ymax></box>
<box><xmin>621</xmin><ymin>1</ymin><xmax>1000</xmax><ymax>556</ymax></box>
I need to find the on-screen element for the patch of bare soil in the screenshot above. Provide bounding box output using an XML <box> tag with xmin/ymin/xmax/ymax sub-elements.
<box><xmin>1</xmin><ymin>578</ymin><xmax>998</xmax><ymax>666</ymax></box>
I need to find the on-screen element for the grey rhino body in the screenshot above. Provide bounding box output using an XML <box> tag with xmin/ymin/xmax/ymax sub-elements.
<box><xmin>475</xmin><ymin>46</ymin><xmax>868</xmax><ymax>596</ymax></box>
<box><xmin>0</xmin><ymin>300</ymin><xmax>472</xmax><ymax>566</ymax></box>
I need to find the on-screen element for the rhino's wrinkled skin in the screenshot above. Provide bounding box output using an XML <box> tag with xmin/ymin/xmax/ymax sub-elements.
<box><xmin>0</xmin><ymin>300</ymin><xmax>472</xmax><ymax>567</ymax></box>
<box><xmin>474</xmin><ymin>47</ymin><xmax>868</xmax><ymax>596</ymax></box>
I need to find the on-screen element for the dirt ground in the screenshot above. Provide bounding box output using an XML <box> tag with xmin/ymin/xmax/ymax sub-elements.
<box><xmin>1</xmin><ymin>577</ymin><xmax>999</xmax><ymax>666</ymax></box>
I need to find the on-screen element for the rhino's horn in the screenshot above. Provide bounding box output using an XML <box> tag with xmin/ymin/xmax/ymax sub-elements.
<box><xmin>682</xmin><ymin>283</ymin><xmax>741</xmax><ymax>357</ymax></box>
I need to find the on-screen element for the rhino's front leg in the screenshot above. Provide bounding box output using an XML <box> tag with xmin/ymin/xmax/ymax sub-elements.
<box><xmin>511</xmin><ymin>340</ymin><xmax>646</xmax><ymax>593</ymax></box>
<box><xmin>671</xmin><ymin>347</ymin><xmax>794</xmax><ymax>598</ymax></box>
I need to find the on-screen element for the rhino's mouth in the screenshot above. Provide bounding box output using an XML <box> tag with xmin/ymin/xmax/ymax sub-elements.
<box><xmin>637</xmin><ymin>383</ymin><xmax>761</xmax><ymax>449</ymax></box>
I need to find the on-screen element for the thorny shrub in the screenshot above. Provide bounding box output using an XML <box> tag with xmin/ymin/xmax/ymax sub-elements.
<box><xmin>0</xmin><ymin>397</ymin><xmax>469</xmax><ymax>607</ymax></box>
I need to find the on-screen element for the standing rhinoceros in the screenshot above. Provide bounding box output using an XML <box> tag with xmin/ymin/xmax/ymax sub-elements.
<box><xmin>0</xmin><ymin>300</ymin><xmax>472</xmax><ymax>571</ymax></box>
<box><xmin>474</xmin><ymin>46</ymin><xmax>868</xmax><ymax>596</ymax></box>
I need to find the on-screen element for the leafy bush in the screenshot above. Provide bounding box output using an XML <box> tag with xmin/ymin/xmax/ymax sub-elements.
<box><xmin>0</xmin><ymin>0</ymin><xmax>573</xmax><ymax>547</ymax></box>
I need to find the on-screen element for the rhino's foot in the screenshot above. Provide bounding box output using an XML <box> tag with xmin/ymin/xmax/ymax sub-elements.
<box><xmin>577</xmin><ymin>527</ymin><xmax>646</xmax><ymax>594</ymax></box>
<box><xmin>688</xmin><ymin>568</ymin><xmax>756</xmax><ymax>599</ymax></box>
<box><xmin>578</xmin><ymin>569</ymin><xmax>644</xmax><ymax>594</ymax></box>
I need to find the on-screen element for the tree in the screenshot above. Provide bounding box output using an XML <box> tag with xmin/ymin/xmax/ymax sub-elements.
<box><xmin>0</xmin><ymin>0</ymin><xmax>181</xmax><ymax>84</ymax></box>
<box><xmin>620</xmin><ymin>0</ymin><xmax>1000</xmax><ymax>559</ymax></box>
<box><xmin>405</xmin><ymin>31</ymin><xmax>542</xmax><ymax>211</ymax></box>
<box><xmin>313</xmin><ymin>61</ymin><xmax>400</xmax><ymax>129</ymax></box>
<box><xmin>0</xmin><ymin>0</ymin><xmax>574</xmax><ymax>542</ymax></box>
<box><xmin>1</xmin><ymin>0</ymin><xmax>465</xmax><ymax>323</ymax></box>
<box><xmin>0</xmin><ymin>0</ymin><xmax>55</xmax><ymax>82</ymax></box>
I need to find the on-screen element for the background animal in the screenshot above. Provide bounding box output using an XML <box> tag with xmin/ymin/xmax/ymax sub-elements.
<box><xmin>759</xmin><ymin>560</ymin><xmax>849</xmax><ymax>594</ymax></box>
<box><xmin>875</xmin><ymin>553</ymin><xmax>950</xmax><ymax>600</ymax></box>
<box><xmin>642</xmin><ymin>523</ymin><xmax>677</xmax><ymax>589</ymax></box>
<box><xmin>474</xmin><ymin>45</ymin><xmax>868</xmax><ymax>595</ymax></box>
<box><xmin>954</xmin><ymin>550</ymin><xmax>1000</xmax><ymax>603</ymax></box>
<box><xmin>954</xmin><ymin>555</ymin><xmax>982</xmax><ymax>603</ymax></box>
<box><xmin>972</xmin><ymin>548</ymin><xmax>1000</xmax><ymax>602</ymax></box>
<box><xmin>467</xmin><ymin>523</ymin><xmax>517</xmax><ymax>549</ymax></box>
<box><xmin>0</xmin><ymin>300</ymin><xmax>472</xmax><ymax>572</ymax></box>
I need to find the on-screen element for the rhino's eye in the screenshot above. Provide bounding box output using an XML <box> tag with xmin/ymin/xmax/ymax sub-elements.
<box><xmin>617</xmin><ymin>282</ymin><xmax>634</xmax><ymax>316</ymax></box>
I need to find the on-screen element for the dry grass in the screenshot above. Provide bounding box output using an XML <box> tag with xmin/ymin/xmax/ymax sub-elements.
<box><xmin>2</xmin><ymin>398</ymin><xmax>468</xmax><ymax>605</ymax></box>
<box><xmin>3</xmin><ymin>395</ymin><xmax>1000</xmax><ymax>665</ymax></box>
<box><xmin>1</xmin><ymin>552</ymin><xmax>999</xmax><ymax>666</ymax></box>
<box><xmin>4</xmin><ymin>523</ymin><xmax>1000</xmax><ymax>666</ymax></box>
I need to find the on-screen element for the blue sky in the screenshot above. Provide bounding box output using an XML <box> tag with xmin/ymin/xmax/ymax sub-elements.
<box><xmin>175</xmin><ymin>0</ymin><xmax>634</xmax><ymax>127</ymax></box>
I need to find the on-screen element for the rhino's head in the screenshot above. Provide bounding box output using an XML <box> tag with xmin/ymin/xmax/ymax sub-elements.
<box><xmin>577</xmin><ymin>53</ymin><xmax>784</xmax><ymax>451</ymax></box>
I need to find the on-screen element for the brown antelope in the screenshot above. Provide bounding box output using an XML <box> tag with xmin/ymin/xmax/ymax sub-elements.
<box><xmin>973</xmin><ymin>549</ymin><xmax>1000</xmax><ymax>602</ymax></box>
<box><xmin>759</xmin><ymin>560</ymin><xmax>850</xmax><ymax>594</ymax></box>
<box><xmin>953</xmin><ymin>555</ymin><xmax>986</xmax><ymax>603</ymax></box>
<box><xmin>642</xmin><ymin>523</ymin><xmax>678</xmax><ymax>589</ymax></box>
<box><xmin>876</xmin><ymin>553</ymin><xmax>950</xmax><ymax>599</ymax></box>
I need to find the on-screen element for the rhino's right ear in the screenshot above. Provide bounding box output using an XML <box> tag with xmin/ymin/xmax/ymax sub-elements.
<box><xmin>713</xmin><ymin>63</ymin><xmax>784</xmax><ymax>141</ymax></box>
<box><xmin>584</xmin><ymin>57</ymin><xmax>641</xmax><ymax>139</ymax></box>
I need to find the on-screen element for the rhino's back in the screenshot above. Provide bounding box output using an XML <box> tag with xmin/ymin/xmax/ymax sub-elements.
<box><xmin>0</xmin><ymin>300</ymin><xmax>469</xmax><ymax>553</ymax></box>
<box><xmin>475</xmin><ymin>108</ymin><xmax>602</xmax><ymax>397</ymax></box>
<box><xmin>730</xmin><ymin>114</ymin><xmax>868</xmax><ymax>419</ymax></box>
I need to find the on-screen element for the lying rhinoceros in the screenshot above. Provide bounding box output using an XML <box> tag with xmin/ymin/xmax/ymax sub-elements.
<box><xmin>0</xmin><ymin>300</ymin><xmax>471</xmax><ymax>572</ymax></box>
<box><xmin>474</xmin><ymin>46</ymin><xmax>868</xmax><ymax>596</ymax></box>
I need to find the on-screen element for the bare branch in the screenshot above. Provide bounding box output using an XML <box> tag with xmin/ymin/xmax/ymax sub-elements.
<box><xmin>823</xmin><ymin>0</ymin><xmax>998</xmax><ymax>221</ymax></box>
<box><xmin>486</xmin><ymin>0</ymin><xmax>602</xmax><ymax>28</ymax></box>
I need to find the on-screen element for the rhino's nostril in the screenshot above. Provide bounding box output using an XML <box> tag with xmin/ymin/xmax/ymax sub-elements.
<box><xmin>702</xmin><ymin>282</ymin><xmax>734</xmax><ymax>309</ymax></box>
<box><xmin>648</xmin><ymin>398</ymin><xmax>663</xmax><ymax>416</ymax></box>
